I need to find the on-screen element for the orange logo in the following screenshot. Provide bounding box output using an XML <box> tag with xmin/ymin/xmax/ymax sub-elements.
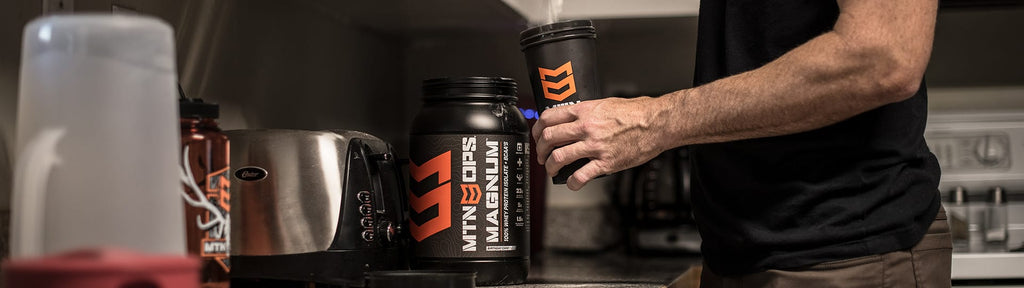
<box><xmin>409</xmin><ymin>151</ymin><xmax>452</xmax><ymax>242</ymax></box>
<box><xmin>204</xmin><ymin>167</ymin><xmax>231</xmax><ymax>272</ymax></box>
<box><xmin>460</xmin><ymin>184</ymin><xmax>481</xmax><ymax>205</ymax></box>
<box><xmin>538</xmin><ymin>61</ymin><xmax>577</xmax><ymax>101</ymax></box>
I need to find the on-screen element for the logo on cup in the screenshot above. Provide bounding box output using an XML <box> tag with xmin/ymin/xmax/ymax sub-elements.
<box><xmin>538</xmin><ymin>61</ymin><xmax>577</xmax><ymax>101</ymax></box>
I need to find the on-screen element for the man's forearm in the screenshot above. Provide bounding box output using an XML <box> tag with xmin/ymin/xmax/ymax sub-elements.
<box><xmin>656</xmin><ymin>0</ymin><xmax>937</xmax><ymax>148</ymax></box>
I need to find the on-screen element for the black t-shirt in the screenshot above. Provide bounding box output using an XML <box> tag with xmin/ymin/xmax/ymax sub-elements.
<box><xmin>691</xmin><ymin>0</ymin><xmax>942</xmax><ymax>276</ymax></box>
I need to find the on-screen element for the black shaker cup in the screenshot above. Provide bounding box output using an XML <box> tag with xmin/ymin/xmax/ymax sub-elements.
<box><xmin>520</xmin><ymin>20</ymin><xmax>602</xmax><ymax>185</ymax></box>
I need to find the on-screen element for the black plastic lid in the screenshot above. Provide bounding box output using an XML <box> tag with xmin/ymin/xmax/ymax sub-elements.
<box><xmin>366</xmin><ymin>270</ymin><xmax>476</xmax><ymax>288</ymax></box>
<box><xmin>422</xmin><ymin>77</ymin><xmax>518</xmax><ymax>102</ymax></box>
<box><xmin>179</xmin><ymin>98</ymin><xmax>219</xmax><ymax>119</ymax></box>
<box><xmin>519</xmin><ymin>20</ymin><xmax>596</xmax><ymax>50</ymax></box>
<box><xmin>178</xmin><ymin>84</ymin><xmax>219</xmax><ymax>119</ymax></box>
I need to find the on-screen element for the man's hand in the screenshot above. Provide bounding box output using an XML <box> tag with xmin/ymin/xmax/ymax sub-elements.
<box><xmin>533</xmin><ymin>96</ymin><xmax>672</xmax><ymax>191</ymax></box>
<box><xmin>531</xmin><ymin>0</ymin><xmax>936</xmax><ymax>191</ymax></box>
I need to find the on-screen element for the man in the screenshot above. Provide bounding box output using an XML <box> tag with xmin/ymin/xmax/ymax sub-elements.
<box><xmin>532</xmin><ymin>0</ymin><xmax>951</xmax><ymax>287</ymax></box>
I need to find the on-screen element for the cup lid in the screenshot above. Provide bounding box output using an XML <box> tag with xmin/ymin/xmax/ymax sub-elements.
<box><xmin>422</xmin><ymin>77</ymin><xmax>518</xmax><ymax>101</ymax></box>
<box><xmin>519</xmin><ymin>20</ymin><xmax>596</xmax><ymax>50</ymax></box>
<box><xmin>23</xmin><ymin>14</ymin><xmax>176</xmax><ymax>73</ymax></box>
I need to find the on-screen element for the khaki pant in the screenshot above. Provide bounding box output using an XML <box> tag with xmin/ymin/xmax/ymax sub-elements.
<box><xmin>700</xmin><ymin>208</ymin><xmax>952</xmax><ymax>288</ymax></box>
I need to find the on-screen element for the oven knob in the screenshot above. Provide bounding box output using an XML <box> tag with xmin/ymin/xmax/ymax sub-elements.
<box><xmin>361</xmin><ymin>217</ymin><xmax>374</xmax><ymax>229</ymax></box>
<box><xmin>360</xmin><ymin>204</ymin><xmax>374</xmax><ymax>216</ymax></box>
<box><xmin>362</xmin><ymin>230</ymin><xmax>375</xmax><ymax>242</ymax></box>
<box><xmin>975</xmin><ymin>135</ymin><xmax>1008</xmax><ymax>167</ymax></box>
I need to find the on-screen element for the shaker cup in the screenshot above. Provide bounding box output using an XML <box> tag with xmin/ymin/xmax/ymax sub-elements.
<box><xmin>520</xmin><ymin>20</ymin><xmax>602</xmax><ymax>184</ymax></box>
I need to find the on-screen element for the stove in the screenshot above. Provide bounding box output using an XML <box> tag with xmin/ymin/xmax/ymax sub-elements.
<box><xmin>926</xmin><ymin>112</ymin><xmax>1024</xmax><ymax>281</ymax></box>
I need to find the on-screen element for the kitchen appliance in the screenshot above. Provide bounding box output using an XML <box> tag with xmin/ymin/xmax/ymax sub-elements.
<box><xmin>926</xmin><ymin>112</ymin><xmax>1024</xmax><ymax>281</ymax></box>
<box><xmin>616</xmin><ymin>148</ymin><xmax>701</xmax><ymax>254</ymax></box>
<box><xmin>12</xmin><ymin>14</ymin><xmax>185</xmax><ymax>258</ymax></box>
<box><xmin>544</xmin><ymin>176</ymin><xmax>620</xmax><ymax>252</ymax></box>
<box><xmin>226</xmin><ymin>129</ymin><xmax>408</xmax><ymax>287</ymax></box>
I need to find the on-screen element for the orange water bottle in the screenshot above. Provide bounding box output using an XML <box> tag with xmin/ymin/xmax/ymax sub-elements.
<box><xmin>179</xmin><ymin>87</ymin><xmax>231</xmax><ymax>287</ymax></box>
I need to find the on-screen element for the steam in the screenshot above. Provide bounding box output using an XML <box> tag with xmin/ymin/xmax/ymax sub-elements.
<box><xmin>547</xmin><ymin>0</ymin><xmax>564</xmax><ymax>24</ymax></box>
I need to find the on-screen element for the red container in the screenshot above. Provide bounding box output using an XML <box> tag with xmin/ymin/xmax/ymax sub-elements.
<box><xmin>2</xmin><ymin>248</ymin><xmax>199</xmax><ymax>288</ymax></box>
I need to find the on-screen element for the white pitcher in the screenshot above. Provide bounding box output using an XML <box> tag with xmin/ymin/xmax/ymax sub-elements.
<box><xmin>11</xmin><ymin>14</ymin><xmax>184</xmax><ymax>258</ymax></box>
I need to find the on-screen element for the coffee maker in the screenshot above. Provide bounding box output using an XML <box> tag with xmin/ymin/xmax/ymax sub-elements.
<box><xmin>616</xmin><ymin>148</ymin><xmax>701</xmax><ymax>254</ymax></box>
<box><xmin>226</xmin><ymin>129</ymin><xmax>408</xmax><ymax>287</ymax></box>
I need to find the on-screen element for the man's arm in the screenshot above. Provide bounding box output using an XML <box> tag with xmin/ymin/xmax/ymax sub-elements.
<box><xmin>533</xmin><ymin>0</ymin><xmax>938</xmax><ymax>190</ymax></box>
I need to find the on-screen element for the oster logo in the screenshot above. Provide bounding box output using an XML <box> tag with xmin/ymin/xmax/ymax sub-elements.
<box><xmin>538</xmin><ymin>61</ymin><xmax>577</xmax><ymax>101</ymax></box>
<box><xmin>409</xmin><ymin>151</ymin><xmax>452</xmax><ymax>242</ymax></box>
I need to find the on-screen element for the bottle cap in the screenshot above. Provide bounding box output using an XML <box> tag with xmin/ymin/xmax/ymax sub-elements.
<box><xmin>178</xmin><ymin>84</ymin><xmax>219</xmax><ymax>119</ymax></box>
<box><xmin>178</xmin><ymin>98</ymin><xmax>219</xmax><ymax>119</ymax></box>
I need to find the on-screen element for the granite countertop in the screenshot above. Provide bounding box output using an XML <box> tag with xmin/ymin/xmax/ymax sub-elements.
<box><xmin>492</xmin><ymin>251</ymin><xmax>703</xmax><ymax>288</ymax></box>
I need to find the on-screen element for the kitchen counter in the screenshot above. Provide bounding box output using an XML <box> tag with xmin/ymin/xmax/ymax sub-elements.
<box><xmin>229</xmin><ymin>251</ymin><xmax>703</xmax><ymax>288</ymax></box>
<box><xmin>492</xmin><ymin>251</ymin><xmax>703</xmax><ymax>288</ymax></box>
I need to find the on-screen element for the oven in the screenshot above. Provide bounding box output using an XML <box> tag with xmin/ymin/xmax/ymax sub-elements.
<box><xmin>926</xmin><ymin>112</ymin><xmax>1024</xmax><ymax>285</ymax></box>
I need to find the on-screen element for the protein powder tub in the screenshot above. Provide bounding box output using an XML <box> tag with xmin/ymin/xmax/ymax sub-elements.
<box><xmin>408</xmin><ymin>77</ymin><xmax>530</xmax><ymax>285</ymax></box>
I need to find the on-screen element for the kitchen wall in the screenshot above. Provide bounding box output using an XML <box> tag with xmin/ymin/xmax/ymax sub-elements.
<box><xmin>140</xmin><ymin>0</ymin><xmax>410</xmax><ymax>151</ymax></box>
<box><xmin>402</xmin><ymin>29</ymin><xmax>533</xmax><ymax>135</ymax></box>
<box><xmin>928</xmin><ymin>6</ymin><xmax>1024</xmax><ymax>112</ymax></box>
<box><xmin>929</xmin><ymin>7</ymin><xmax>1024</xmax><ymax>88</ymax></box>
<box><xmin>594</xmin><ymin>17</ymin><xmax>699</xmax><ymax>96</ymax></box>
<box><xmin>0</xmin><ymin>0</ymin><xmax>40</xmax><ymax>260</ymax></box>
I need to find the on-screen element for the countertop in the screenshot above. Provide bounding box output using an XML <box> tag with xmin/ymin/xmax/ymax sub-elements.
<box><xmin>227</xmin><ymin>251</ymin><xmax>703</xmax><ymax>288</ymax></box>
<box><xmin>492</xmin><ymin>251</ymin><xmax>703</xmax><ymax>288</ymax></box>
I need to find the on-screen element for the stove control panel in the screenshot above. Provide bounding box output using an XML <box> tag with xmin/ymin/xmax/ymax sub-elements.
<box><xmin>929</xmin><ymin>133</ymin><xmax>1011</xmax><ymax>171</ymax></box>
